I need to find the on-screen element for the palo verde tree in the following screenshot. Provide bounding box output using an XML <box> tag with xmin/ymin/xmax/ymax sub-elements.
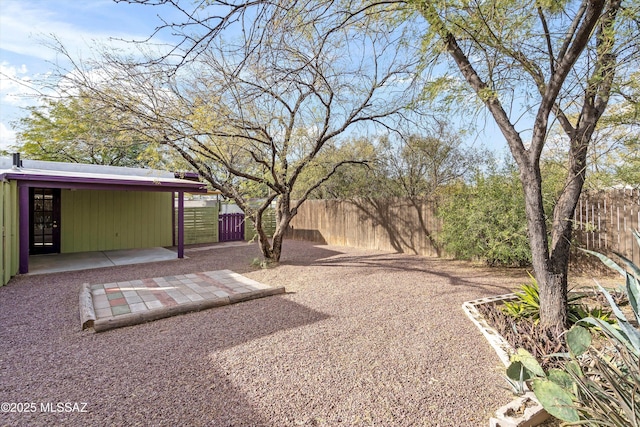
<box><xmin>48</xmin><ymin>1</ymin><xmax>423</xmax><ymax>262</ymax></box>
<box><xmin>409</xmin><ymin>0</ymin><xmax>640</xmax><ymax>329</ymax></box>
<box><xmin>543</xmin><ymin>70</ymin><xmax>640</xmax><ymax>190</ymax></box>
<box><xmin>587</xmin><ymin>70</ymin><xmax>640</xmax><ymax>187</ymax></box>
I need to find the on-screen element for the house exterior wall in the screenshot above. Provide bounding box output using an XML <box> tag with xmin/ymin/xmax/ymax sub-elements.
<box><xmin>60</xmin><ymin>190</ymin><xmax>173</xmax><ymax>253</ymax></box>
<box><xmin>1</xmin><ymin>180</ymin><xmax>19</xmax><ymax>286</ymax></box>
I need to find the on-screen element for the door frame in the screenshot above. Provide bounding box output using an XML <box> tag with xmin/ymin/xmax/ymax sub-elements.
<box><xmin>29</xmin><ymin>187</ymin><xmax>61</xmax><ymax>254</ymax></box>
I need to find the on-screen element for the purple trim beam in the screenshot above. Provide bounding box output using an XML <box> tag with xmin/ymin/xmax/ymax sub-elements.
<box><xmin>174</xmin><ymin>171</ymin><xmax>199</xmax><ymax>180</ymax></box>
<box><xmin>6</xmin><ymin>173</ymin><xmax>206</xmax><ymax>193</ymax></box>
<box><xmin>19</xmin><ymin>186</ymin><xmax>29</xmax><ymax>274</ymax></box>
<box><xmin>172</xmin><ymin>192</ymin><xmax>176</xmax><ymax>247</ymax></box>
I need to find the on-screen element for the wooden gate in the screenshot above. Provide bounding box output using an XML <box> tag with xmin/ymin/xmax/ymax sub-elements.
<box><xmin>218</xmin><ymin>213</ymin><xmax>245</xmax><ymax>242</ymax></box>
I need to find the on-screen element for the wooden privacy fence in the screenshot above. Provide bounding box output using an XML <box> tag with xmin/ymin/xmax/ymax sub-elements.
<box><xmin>287</xmin><ymin>191</ymin><xmax>640</xmax><ymax>266</ymax></box>
<box><xmin>178</xmin><ymin>206</ymin><xmax>219</xmax><ymax>245</ymax></box>
<box><xmin>573</xmin><ymin>188</ymin><xmax>640</xmax><ymax>266</ymax></box>
<box><xmin>170</xmin><ymin>193</ymin><xmax>638</xmax><ymax>265</ymax></box>
<box><xmin>287</xmin><ymin>197</ymin><xmax>441</xmax><ymax>257</ymax></box>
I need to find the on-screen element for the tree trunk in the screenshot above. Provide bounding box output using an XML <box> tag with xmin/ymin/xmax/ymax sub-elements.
<box><xmin>253</xmin><ymin>210</ymin><xmax>275</xmax><ymax>260</ymax></box>
<box><xmin>519</xmin><ymin>162</ymin><xmax>570</xmax><ymax>329</ymax></box>
<box><xmin>269</xmin><ymin>193</ymin><xmax>296</xmax><ymax>263</ymax></box>
<box><xmin>538</xmin><ymin>269</ymin><xmax>569</xmax><ymax>328</ymax></box>
<box><xmin>270</xmin><ymin>223</ymin><xmax>285</xmax><ymax>262</ymax></box>
<box><xmin>252</xmin><ymin>194</ymin><xmax>294</xmax><ymax>263</ymax></box>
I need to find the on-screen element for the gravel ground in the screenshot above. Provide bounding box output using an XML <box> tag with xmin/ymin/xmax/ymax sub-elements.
<box><xmin>0</xmin><ymin>240</ymin><xmax>531</xmax><ymax>427</ymax></box>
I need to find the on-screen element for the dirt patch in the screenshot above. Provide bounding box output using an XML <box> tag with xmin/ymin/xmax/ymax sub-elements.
<box><xmin>1</xmin><ymin>240</ymin><xmax>531</xmax><ymax>426</ymax></box>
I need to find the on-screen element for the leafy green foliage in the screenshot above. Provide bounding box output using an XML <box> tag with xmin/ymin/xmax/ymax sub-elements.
<box><xmin>502</xmin><ymin>275</ymin><xmax>540</xmax><ymax>319</ymax></box>
<box><xmin>509</xmin><ymin>348</ymin><xmax>546</xmax><ymax>378</ymax></box>
<box><xmin>531</xmin><ymin>378</ymin><xmax>580</xmax><ymax>422</ymax></box>
<box><xmin>502</xmin><ymin>362</ymin><xmax>529</xmax><ymax>396</ymax></box>
<box><xmin>297</xmin><ymin>119</ymin><xmax>483</xmax><ymax>203</ymax></box>
<box><xmin>437</xmin><ymin>165</ymin><xmax>531</xmax><ymax>266</ymax></box>
<box><xmin>543</xmin><ymin>70</ymin><xmax>640</xmax><ymax>191</ymax></box>
<box><xmin>381</xmin><ymin>128</ymin><xmax>483</xmax><ymax>201</ymax></box>
<box><xmin>588</xmin><ymin>71</ymin><xmax>640</xmax><ymax>189</ymax></box>
<box><xmin>13</xmin><ymin>95</ymin><xmax>156</xmax><ymax>167</ymax></box>
<box><xmin>412</xmin><ymin>0</ymin><xmax>639</xmax><ymax>330</ymax></box>
<box><xmin>565</xmin><ymin>325</ymin><xmax>591</xmax><ymax>357</ymax></box>
<box><xmin>437</xmin><ymin>158</ymin><xmax>568</xmax><ymax>267</ymax></box>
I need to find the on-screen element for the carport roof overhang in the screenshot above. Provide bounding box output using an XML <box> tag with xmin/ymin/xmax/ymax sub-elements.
<box><xmin>0</xmin><ymin>168</ymin><xmax>208</xmax><ymax>193</ymax></box>
<box><xmin>2</xmin><ymin>167</ymin><xmax>207</xmax><ymax>275</ymax></box>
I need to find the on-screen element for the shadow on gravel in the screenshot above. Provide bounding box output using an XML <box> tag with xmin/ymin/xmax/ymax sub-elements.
<box><xmin>0</xmin><ymin>287</ymin><xmax>331</xmax><ymax>426</ymax></box>
<box><xmin>278</xmin><ymin>244</ymin><xmax>346</xmax><ymax>266</ymax></box>
<box><xmin>122</xmin><ymin>295</ymin><xmax>333</xmax><ymax>353</ymax></box>
<box><xmin>301</xmin><ymin>252</ymin><xmax>519</xmax><ymax>292</ymax></box>
<box><xmin>0</xmin><ymin>239</ymin><xmax>525</xmax><ymax>425</ymax></box>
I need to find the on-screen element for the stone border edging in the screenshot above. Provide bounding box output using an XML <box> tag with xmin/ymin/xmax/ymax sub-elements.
<box><xmin>461</xmin><ymin>294</ymin><xmax>517</xmax><ymax>367</ymax></box>
<box><xmin>93</xmin><ymin>286</ymin><xmax>286</xmax><ymax>332</ymax></box>
<box><xmin>462</xmin><ymin>294</ymin><xmax>550</xmax><ymax>427</ymax></box>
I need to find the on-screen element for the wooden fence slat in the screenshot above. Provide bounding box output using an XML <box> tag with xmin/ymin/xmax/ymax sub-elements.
<box><xmin>289</xmin><ymin>191</ymin><xmax>639</xmax><ymax>266</ymax></box>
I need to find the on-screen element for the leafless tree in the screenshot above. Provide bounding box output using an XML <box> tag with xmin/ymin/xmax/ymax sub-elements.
<box><xmin>54</xmin><ymin>0</ymin><xmax>423</xmax><ymax>261</ymax></box>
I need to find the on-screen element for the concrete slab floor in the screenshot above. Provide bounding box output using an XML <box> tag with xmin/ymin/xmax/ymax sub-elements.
<box><xmin>28</xmin><ymin>247</ymin><xmax>179</xmax><ymax>275</ymax></box>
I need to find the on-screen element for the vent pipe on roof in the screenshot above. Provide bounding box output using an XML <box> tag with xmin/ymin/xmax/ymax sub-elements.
<box><xmin>12</xmin><ymin>153</ymin><xmax>22</xmax><ymax>169</ymax></box>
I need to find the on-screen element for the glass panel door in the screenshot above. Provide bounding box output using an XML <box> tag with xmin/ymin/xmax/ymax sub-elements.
<box><xmin>29</xmin><ymin>188</ymin><xmax>61</xmax><ymax>254</ymax></box>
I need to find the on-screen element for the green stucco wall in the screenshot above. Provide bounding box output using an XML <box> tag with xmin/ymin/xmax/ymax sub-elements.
<box><xmin>60</xmin><ymin>190</ymin><xmax>173</xmax><ymax>253</ymax></box>
<box><xmin>1</xmin><ymin>180</ymin><xmax>19</xmax><ymax>286</ymax></box>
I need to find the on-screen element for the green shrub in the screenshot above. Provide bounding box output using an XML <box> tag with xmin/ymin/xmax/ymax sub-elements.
<box><xmin>437</xmin><ymin>159</ymin><xmax>565</xmax><ymax>267</ymax></box>
<box><xmin>438</xmin><ymin>169</ymin><xmax>531</xmax><ymax>266</ymax></box>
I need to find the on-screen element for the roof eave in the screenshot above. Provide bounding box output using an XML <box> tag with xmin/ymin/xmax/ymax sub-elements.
<box><xmin>2</xmin><ymin>172</ymin><xmax>208</xmax><ymax>193</ymax></box>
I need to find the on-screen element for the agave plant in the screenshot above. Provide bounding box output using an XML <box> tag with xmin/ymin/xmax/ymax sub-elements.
<box><xmin>501</xmin><ymin>272</ymin><xmax>611</xmax><ymax>326</ymax></box>
<box><xmin>505</xmin><ymin>230</ymin><xmax>640</xmax><ymax>426</ymax></box>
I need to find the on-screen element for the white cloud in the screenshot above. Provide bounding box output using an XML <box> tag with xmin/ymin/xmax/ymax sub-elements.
<box><xmin>0</xmin><ymin>0</ymin><xmax>163</xmax><ymax>134</ymax></box>
<box><xmin>1</xmin><ymin>2</ymin><xmax>81</xmax><ymax>62</ymax></box>
<box><xmin>0</xmin><ymin>1</ymin><xmax>148</xmax><ymax>63</ymax></box>
<box><xmin>0</xmin><ymin>122</ymin><xmax>17</xmax><ymax>151</ymax></box>
<box><xmin>0</xmin><ymin>61</ymin><xmax>39</xmax><ymax>108</ymax></box>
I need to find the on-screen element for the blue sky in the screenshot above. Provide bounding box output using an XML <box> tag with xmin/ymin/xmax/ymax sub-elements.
<box><xmin>0</xmin><ymin>0</ymin><xmax>184</xmax><ymax>150</ymax></box>
<box><xmin>0</xmin><ymin>0</ymin><xmax>509</xmax><ymax>154</ymax></box>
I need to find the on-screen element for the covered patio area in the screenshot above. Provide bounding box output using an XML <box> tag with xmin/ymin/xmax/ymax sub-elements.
<box><xmin>1</xmin><ymin>156</ymin><xmax>208</xmax><ymax>284</ymax></box>
<box><xmin>28</xmin><ymin>247</ymin><xmax>180</xmax><ymax>275</ymax></box>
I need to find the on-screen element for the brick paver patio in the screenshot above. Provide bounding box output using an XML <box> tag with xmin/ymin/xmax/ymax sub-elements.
<box><xmin>81</xmin><ymin>270</ymin><xmax>285</xmax><ymax>332</ymax></box>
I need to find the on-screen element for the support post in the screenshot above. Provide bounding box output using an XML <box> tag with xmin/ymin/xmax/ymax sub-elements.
<box><xmin>18</xmin><ymin>185</ymin><xmax>29</xmax><ymax>274</ymax></box>
<box><xmin>177</xmin><ymin>191</ymin><xmax>184</xmax><ymax>258</ymax></box>
<box><xmin>171</xmin><ymin>192</ymin><xmax>176</xmax><ymax>247</ymax></box>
